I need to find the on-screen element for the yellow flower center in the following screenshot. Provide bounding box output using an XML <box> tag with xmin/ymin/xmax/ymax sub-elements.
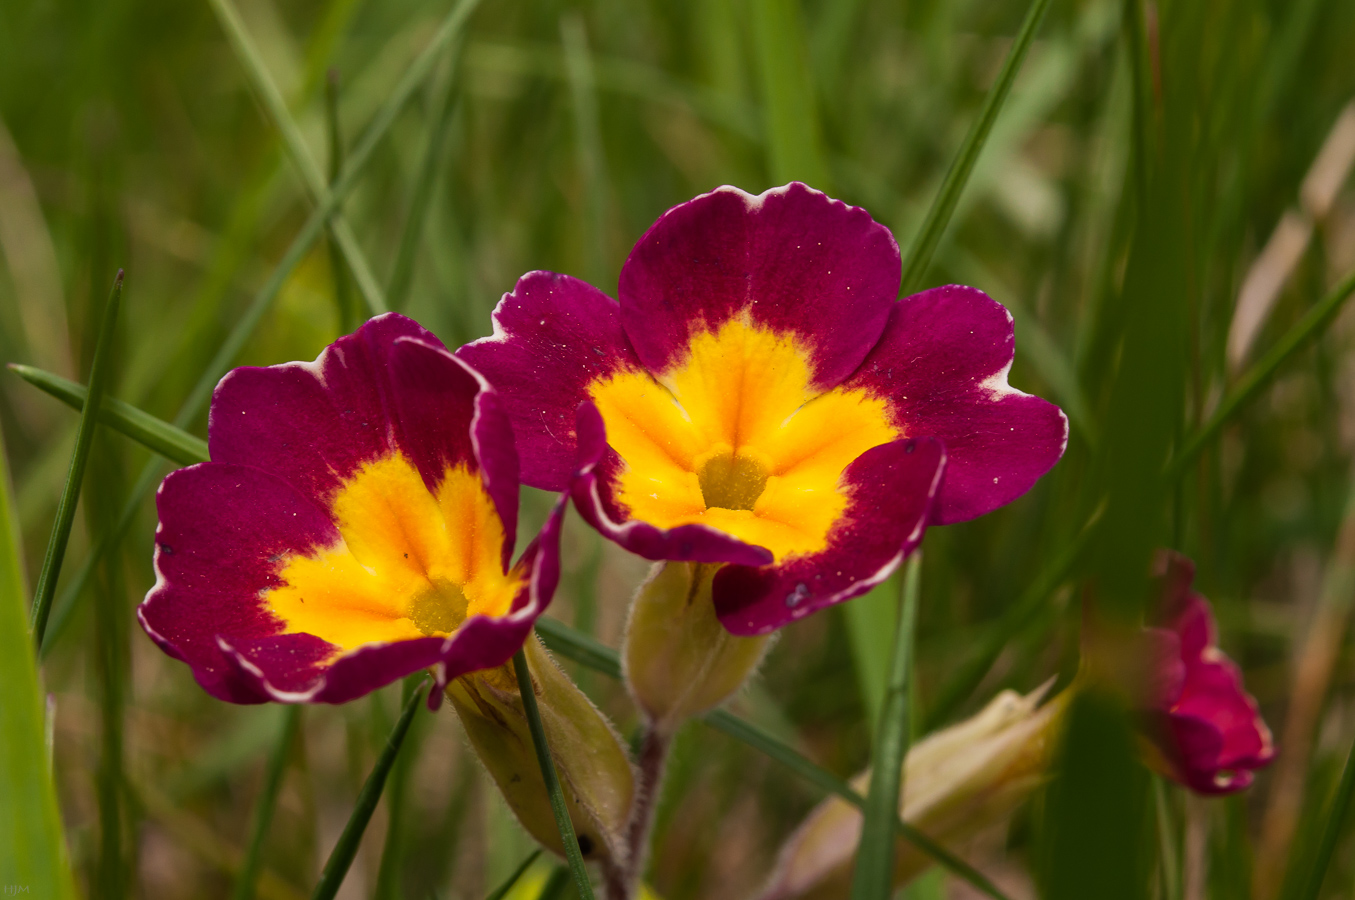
<box><xmin>263</xmin><ymin>454</ymin><xmax>521</xmax><ymax>651</ymax></box>
<box><xmin>588</xmin><ymin>317</ymin><xmax>899</xmax><ymax>562</ymax></box>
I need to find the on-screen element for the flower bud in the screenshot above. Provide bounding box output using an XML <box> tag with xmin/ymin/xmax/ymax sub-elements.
<box><xmin>446</xmin><ymin>635</ymin><xmax>635</xmax><ymax>865</ymax></box>
<box><xmin>757</xmin><ymin>684</ymin><xmax>1066</xmax><ymax>900</ymax></box>
<box><xmin>623</xmin><ymin>561</ymin><xmax>771</xmax><ymax>732</ymax></box>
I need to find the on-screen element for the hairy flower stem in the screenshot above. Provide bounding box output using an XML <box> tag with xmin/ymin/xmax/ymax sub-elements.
<box><xmin>614</xmin><ymin>723</ymin><xmax>672</xmax><ymax>899</ymax></box>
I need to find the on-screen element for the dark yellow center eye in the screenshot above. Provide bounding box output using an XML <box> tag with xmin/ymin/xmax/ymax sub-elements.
<box><xmin>698</xmin><ymin>452</ymin><xmax>769</xmax><ymax>511</ymax></box>
<box><xmin>409</xmin><ymin>579</ymin><xmax>470</xmax><ymax>636</ymax></box>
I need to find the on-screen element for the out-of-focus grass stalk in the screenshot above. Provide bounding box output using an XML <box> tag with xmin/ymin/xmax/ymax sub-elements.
<box><xmin>750</xmin><ymin>0</ymin><xmax>829</xmax><ymax>188</ymax></box>
<box><xmin>849</xmin><ymin>554</ymin><xmax>922</xmax><ymax>900</ymax></box>
<box><xmin>0</xmin><ymin>422</ymin><xmax>75</xmax><ymax>896</ymax></box>
<box><xmin>232</xmin><ymin>705</ymin><xmax>302</xmax><ymax>900</ymax></box>
<box><xmin>897</xmin><ymin>0</ymin><xmax>1053</xmax><ymax>295</ymax></box>
<box><xmin>311</xmin><ymin>680</ymin><xmax>426</xmax><ymax>900</ymax></box>
<box><xmin>532</xmin><ymin>616</ymin><xmax>1012</xmax><ymax>900</ymax></box>
<box><xmin>1254</xmin><ymin>470</ymin><xmax>1355</xmax><ymax>897</ymax></box>
<box><xmin>38</xmin><ymin>0</ymin><xmax>482</xmax><ymax>657</ymax></box>
<box><xmin>324</xmin><ymin>70</ymin><xmax>356</xmax><ymax>334</ymax></box>
<box><xmin>28</xmin><ymin>271</ymin><xmax>121</xmax><ymax>647</ymax></box>
<box><xmin>561</xmin><ymin>14</ymin><xmax>609</xmax><ymax>288</ymax></box>
<box><xmin>388</xmin><ymin>47</ymin><xmax>463</xmax><ymax>312</ymax></box>
<box><xmin>924</xmin><ymin>512</ymin><xmax>1099</xmax><ymax>731</ymax></box>
<box><xmin>204</xmin><ymin>0</ymin><xmax>387</xmax><ymax>317</ymax></box>
<box><xmin>486</xmin><ymin>850</ymin><xmax>543</xmax><ymax>900</ymax></box>
<box><xmin>8</xmin><ymin>365</ymin><xmax>209</xmax><ymax>466</ymax></box>
<box><xmin>511</xmin><ymin>648</ymin><xmax>596</xmax><ymax>900</ymax></box>
<box><xmin>1293</xmin><ymin>732</ymin><xmax>1355</xmax><ymax>900</ymax></box>
<box><xmin>1169</xmin><ymin>266</ymin><xmax>1355</xmax><ymax>479</ymax></box>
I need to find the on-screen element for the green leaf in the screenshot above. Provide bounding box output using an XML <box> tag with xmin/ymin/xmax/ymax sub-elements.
<box><xmin>0</xmin><ymin>426</ymin><xmax>75</xmax><ymax>895</ymax></box>
<box><xmin>30</xmin><ymin>271</ymin><xmax>122</xmax><ymax>647</ymax></box>
<box><xmin>898</xmin><ymin>0</ymin><xmax>1054</xmax><ymax>294</ymax></box>
<box><xmin>485</xmin><ymin>850</ymin><xmax>543</xmax><ymax>900</ymax></box>
<box><xmin>311</xmin><ymin>681</ymin><xmax>426</xmax><ymax>900</ymax></box>
<box><xmin>1039</xmin><ymin>690</ymin><xmax>1149</xmax><ymax>900</ymax></box>
<box><xmin>750</xmin><ymin>0</ymin><xmax>830</xmax><ymax>188</ymax></box>
<box><xmin>1170</xmin><ymin>265</ymin><xmax>1355</xmax><ymax>478</ymax></box>
<box><xmin>534</xmin><ymin>617</ymin><xmax>1012</xmax><ymax>900</ymax></box>
<box><xmin>510</xmin><ymin>649</ymin><xmax>596</xmax><ymax>900</ymax></box>
<box><xmin>233</xmin><ymin>706</ymin><xmax>302</xmax><ymax>900</ymax></box>
<box><xmin>8</xmin><ymin>364</ymin><xmax>209</xmax><ymax>466</ymax></box>
<box><xmin>849</xmin><ymin>554</ymin><xmax>921</xmax><ymax>900</ymax></box>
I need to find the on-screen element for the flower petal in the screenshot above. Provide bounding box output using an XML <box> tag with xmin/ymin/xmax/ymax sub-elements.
<box><xmin>141</xmin><ymin>460</ymin><xmax>566</xmax><ymax>705</ymax></box>
<box><xmin>209</xmin><ymin>313</ymin><xmax>440</xmax><ymax>501</ymax></box>
<box><xmin>618</xmin><ymin>183</ymin><xmax>899</xmax><ymax>391</ymax></box>
<box><xmin>458</xmin><ymin>271</ymin><xmax>644</xmax><ymax>491</ymax></box>
<box><xmin>845</xmin><ymin>285</ymin><xmax>1068</xmax><ymax>525</ymax></box>
<box><xmin>570</xmin><ymin>401</ymin><xmax>774</xmax><ymax>566</ymax></box>
<box><xmin>712</xmin><ymin>437</ymin><xmax>945</xmax><ymax>636</ymax></box>
<box><xmin>386</xmin><ymin>337</ymin><xmax>520</xmax><ymax>569</ymax></box>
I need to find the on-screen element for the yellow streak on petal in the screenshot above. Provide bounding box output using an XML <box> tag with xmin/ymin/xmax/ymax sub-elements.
<box><xmin>265</xmin><ymin>455</ymin><xmax>521</xmax><ymax>651</ymax></box>
<box><xmin>588</xmin><ymin>318</ymin><xmax>898</xmax><ymax>562</ymax></box>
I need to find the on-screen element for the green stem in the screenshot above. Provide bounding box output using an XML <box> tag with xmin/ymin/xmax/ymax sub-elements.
<box><xmin>311</xmin><ymin>681</ymin><xmax>426</xmax><ymax>900</ymax></box>
<box><xmin>233</xmin><ymin>706</ymin><xmax>302</xmax><ymax>900</ymax></box>
<box><xmin>533</xmin><ymin>617</ymin><xmax>1012</xmax><ymax>900</ymax></box>
<box><xmin>30</xmin><ymin>271</ymin><xmax>122</xmax><ymax>647</ymax></box>
<box><xmin>511</xmin><ymin>648</ymin><xmax>596</xmax><ymax>900</ymax></box>
<box><xmin>849</xmin><ymin>554</ymin><xmax>922</xmax><ymax>900</ymax></box>
<box><xmin>898</xmin><ymin>0</ymin><xmax>1053</xmax><ymax>294</ymax></box>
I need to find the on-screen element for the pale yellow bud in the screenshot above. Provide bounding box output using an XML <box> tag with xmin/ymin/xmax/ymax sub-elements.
<box><xmin>757</xmin><ymin>684</ymin><xmax>1068</xmax><ymax>900</ymax></box>
<box><xmin>623</xmin><ymin>561</ymin><xmax>771</xmax><ymax>732</ymax></box>
<box><xmin>446</xmin><ymin>635</ymin><xmax>636</xmax><ymax>866</ymax></box>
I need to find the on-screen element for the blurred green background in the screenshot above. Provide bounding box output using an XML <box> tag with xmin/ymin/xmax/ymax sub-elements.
<box><xmin>3</xmin><ymin>0</ymin><xmax>1355</xmax><ymax>896</ymax></box>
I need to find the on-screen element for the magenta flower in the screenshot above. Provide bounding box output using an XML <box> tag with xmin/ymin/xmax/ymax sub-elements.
<box><xmin>1141</xmin><ymin>552</ymin><xmax>1275</xmax><ymax>794</ymax></box>
<box><xmin>138</xmin><ymin>314</ymin><xmax>562</xmax><ymax>706</ymax></box>
<box><xmin>461</xmin><ymin>183</ymin><xmax>1066</xmax><ymax>635</ymax></box>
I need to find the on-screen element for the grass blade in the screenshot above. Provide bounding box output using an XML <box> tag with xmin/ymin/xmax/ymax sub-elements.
<box><xmin>8</xmin><ymin>364</ymin><xmax>209</xmax><ymax>466</ymax></box>
<box><xmin>560</xmin><ymin>14</ymin><xmax>609</xmax><ymax>287</ymax></box>
<box><xmin>38</xmin><ymin>0</ymin><xmax>482</xmax><ymax>657</ymax></box>
<box><xmin>924</xmin><ymin>513</ymin><xmax>1099</xmax><ymax>731</ymax></box>
<box><xmin>485</xmin><ymin>849</ymin><xmax>543</xmax><ymax>900</ymax></box>
<box><xmin>388</xmin><ymin>48</ymin><xmax>462</xmax><ymax>312</ymax></box>
<box><xmin>511</xmin><ymin>648</ymin><xmax>596</xmax><ymax>900</ymax></box>
<box><xmin>29</xmin><ymin>270</ymin><xmax>122</xmax><ymax>647</ymax></box>
<box><xmin>232</xmin><ymin>705</ymin><xmax>302</xmax><ymax>900</ymax></box>
<box><xmin>311</xmin><ymin>680</ymin><xmax>426</xmax><ymax>900</ymax></box>
<box><xmin>750</xmin><ymin>0</ymin><xmax>830</xmax><ymax>188</ymax></box>
<box><xmin>534</xmin><ymin>616</ymin><xmax>1012</xmax><ymax>900</ymax></box>
<box><xmin>204</xmin><ymin>0</ymin><xmax>387</xmax><ymax>317</ymax></box>
<box><xmin>849</xmin><ymin>553</ymin><xmax>922</xmax><ymax>900</ymax></box>
<box><xmin>324</xmin><ymin>70</ymin><xmax>357</xmax><ymax>335</ymax></box>
<box><xmin>1170</xmin><ymin>266</ymin><xmax>1355</xmax><ymax>478</ymax></box>
<box><xmin>0</xmin><ymin>423</ymin><xmax>76</xmax><ymax>896</ymax></box>
<box><xmin>1293</xmin><ymin>732</ymin><xmax>1355</xmax><ymax>900</ymax></box>
<box><xmin>898</xmin><ymin>0</ymin><xmax>1054</xmax><ymax>294</ymax></box>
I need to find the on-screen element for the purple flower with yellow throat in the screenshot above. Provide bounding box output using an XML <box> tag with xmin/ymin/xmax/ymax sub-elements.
<box><xmin>460</xmin><ymin>183</ymin><xmax>1067</xmax><ymax>636</ymax></box>
<box><xmin>138</xmin><ymin>314</ymin><xmax>562</xmax><ymax>705</ymax></box>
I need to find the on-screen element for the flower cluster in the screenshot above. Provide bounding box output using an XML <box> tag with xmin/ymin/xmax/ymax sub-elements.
<box><xmin>137</xmin><ymin>183</ymin><xmax>1273</xmax><ymax>897</ymax></box>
